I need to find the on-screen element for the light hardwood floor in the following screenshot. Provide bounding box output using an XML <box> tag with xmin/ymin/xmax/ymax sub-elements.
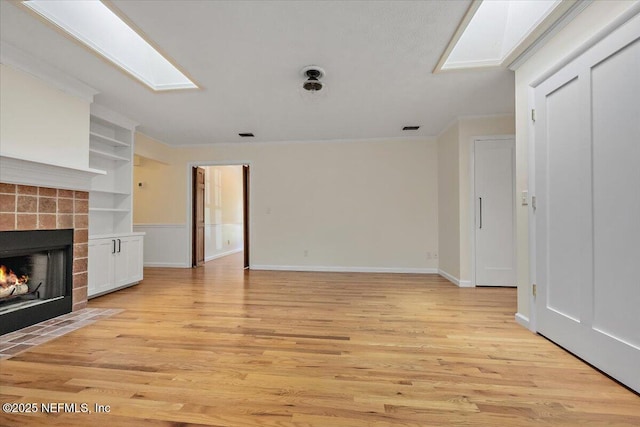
<box><xmin>1</xmin><ymin>253</ymin><xmax>638</xmax><ymax>426</ymax></box>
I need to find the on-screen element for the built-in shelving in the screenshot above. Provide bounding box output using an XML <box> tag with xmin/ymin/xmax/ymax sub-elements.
<box><xmin>87</xmin><ymin>105</ymin><xmax>144</xmax><ymax>299</ymax></box>
<box><xmin>89</xmin><ymin>207</ymin><xmax>130</xmax><ymax>213</ymax></box>
<box><xmin>89</xmin><ymin>148</ymin><xmax>130</xmax><ymax>162</ymax></box>
<box><xmin>90</xmin><ymin>131</ymin><xmax>130</xmax><ymax>148</ymax></box>
<box><xmin>88</xmin><ymin>104</ymin><xmax>137</xmax><ymax>237</ymax></box>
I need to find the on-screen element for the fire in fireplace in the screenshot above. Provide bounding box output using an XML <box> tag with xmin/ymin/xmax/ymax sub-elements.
<box><xmin>0</xmin><ymin>229</ymin><xmax>73</xmax><ymax>335</ymax></box>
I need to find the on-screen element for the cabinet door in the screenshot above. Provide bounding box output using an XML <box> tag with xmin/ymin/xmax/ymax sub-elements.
<box><xmin>88</xmin><ymin>238</ymin><xmax>115</xmax><ymax>297</ymax></box>
<box><xmin>113</xmin><ymin>235</ymin><xmax>143</xmax><ymax>287</ymax></box>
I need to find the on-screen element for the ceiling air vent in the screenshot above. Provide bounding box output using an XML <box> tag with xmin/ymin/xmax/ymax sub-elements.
<box><xmin>238</xmin><ymin>133</ymin><xmax>254</xmax><ymax>138</ymax></box>
<box><xmin>403</xmin><ymin>126</ymin><xmax>420</xmax><ymax>131</ymax></box>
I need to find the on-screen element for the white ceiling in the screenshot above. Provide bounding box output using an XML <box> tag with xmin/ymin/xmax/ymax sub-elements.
<box><xmin>0</xmin><ymin>0</ymin><xmax>515</xmax><ymax>146</ymax></box>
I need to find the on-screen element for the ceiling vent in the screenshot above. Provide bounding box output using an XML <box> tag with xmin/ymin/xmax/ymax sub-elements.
<box><xmin>301</xmin><ymin>66</ymin><xmax>325</xmax><ymax>92</ymax></box>
<box><xmin>238</xmin><ymin>133</ymin><xmax>254</xmax><ymax>138</ymax></box>
<box><xmin>403</xmin><ymin>126</ymin><xmax>420</xmax><ymax>131</ymax></box>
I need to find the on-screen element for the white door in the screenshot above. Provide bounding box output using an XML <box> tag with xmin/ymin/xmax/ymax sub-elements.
<box><xmin>475</xmin><ymin>138</ymin><xmax>516</xmax><ymax>287</ymax></box>
<box><xmin>534</xmin><ymin>15</ymin><xmax>639</xmax><ymax>392</ymax></box>
<box><xmin>88</xmin><ymin>238</ymin><xmax>115</xmax><ymax>297</ymax></box>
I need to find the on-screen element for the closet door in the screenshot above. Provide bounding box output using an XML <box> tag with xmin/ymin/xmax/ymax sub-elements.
<box><xmin>534</xmin><ymin>15</ymin><xmax>639</xmax><ymax>392</ymax></box>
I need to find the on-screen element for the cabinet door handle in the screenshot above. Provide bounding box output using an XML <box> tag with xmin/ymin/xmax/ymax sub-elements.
<box><xmin>112</xmin><ymin>239</ymin><xmax>116</xmax><ymax>254</ymax></box>
<box><xmin>117</xmin><ymin>239</ymin><xmax>122</xmax><ymax>253</ymax></box>
<box><xmin>479</xmin><ymin>197</ymin><xmax>483</xmax><ymax>229</ymax></box>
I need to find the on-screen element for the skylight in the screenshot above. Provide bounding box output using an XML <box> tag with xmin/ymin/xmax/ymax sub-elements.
<box><xmin>439</xmin><ymin>0</ymin><xmax>562</xmax><ymax>70</ymax></box>
<box><xmin>22</xmin><ymin>0</ymin><xmax>197</xmax><ymax>91</ymax></box>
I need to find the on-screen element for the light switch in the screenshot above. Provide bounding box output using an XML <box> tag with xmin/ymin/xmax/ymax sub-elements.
<box><xmin>521</xmin><ymin>190</ymin><xmax>528</xmax><ymax>206</ymax></box>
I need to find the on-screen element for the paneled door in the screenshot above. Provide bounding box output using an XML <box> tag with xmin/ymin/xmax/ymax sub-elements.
<box><xmin>475</xmin><ymin>138</ymin><xmax>516</xmax><ymax>287</ymax></box>
<box><xmin>534</xmin><ymin>15</ymin><xmax>639</xmax><ymax>392</ymax></box>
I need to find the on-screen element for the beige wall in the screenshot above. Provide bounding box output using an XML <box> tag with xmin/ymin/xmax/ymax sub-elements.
<box><xmin>514</xmin><ymin>1</ymin><xmax>638</xmax><ymax>320</ymax></box>
<box><xmin>133</xmin><ymin>133</ymin><xmax>184</xmax><ymax>224</ymax></box>
<box><xmin>436</xmin><ymin>115</ymin><xmax>515</xmax><ymax>283</ymax></box>
<box><xmin>0</xmin><ymin>64</ymin><xmax>89</xmax><ymax>170</ymax></box>
<box><xmin>134</xmin><ymin>137</ymin><xmax>439</xmax><ymax>270</ymax></box>
<box><xmin>437</xmin><ymin>123</ymin><xmax>460</xmax><ymax>278</ymax></box>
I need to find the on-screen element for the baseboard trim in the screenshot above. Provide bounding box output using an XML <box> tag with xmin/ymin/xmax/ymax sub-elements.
<box><xmin>250</xmin><ymin>265</ymin><xmax>438</xmax><ymax>274</ymax></box>
<box><xmin>459</xmin><ymin>280</ymin><xmax>473</xmax><ymax>288</ymax></box>
<box><xmin>515</xmin><ymin>312</ymin><xmax>530</xmax><ymax>329</ymax></box>
<box><xmin>144</xmin><ymin>262</ymin><xmax>190</xmax><ymax>268</ymax></box>
<box><xmin>205</xmin><ymin>248</ymin><xmax>243</xmax><ymax>262</ymax></box>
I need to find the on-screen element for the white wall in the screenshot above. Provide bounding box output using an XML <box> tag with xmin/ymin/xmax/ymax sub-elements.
<box><xmin>134</xmin><ymin>137</ymin><xmax>439</xmax><ymax>272</ymax></box>
<box><xmin>0</xmin><ymin>64</ymin><xmax>90</xmax><ymax>170</ymax></box>
<box><xmin>514</xmin><ymin>1</ymin><xmax>639</xmax><ymax>322</ymax></box>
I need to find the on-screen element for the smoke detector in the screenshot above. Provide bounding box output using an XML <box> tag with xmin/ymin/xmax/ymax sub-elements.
<box><xmin>301</xmin><ymin>66</ymin><xmax>325</xmax><ymax>92</ymax></box>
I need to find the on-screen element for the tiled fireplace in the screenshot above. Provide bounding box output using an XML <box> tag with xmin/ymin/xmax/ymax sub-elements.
<box><xmin>0</xmin><ymin>183</ymin><xmax>89</xmax><ymax>334</ymax></box>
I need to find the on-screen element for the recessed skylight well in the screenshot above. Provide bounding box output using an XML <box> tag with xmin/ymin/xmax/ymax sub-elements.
<box><xmin>436</xmin><ymin>0</ymin><xmax>567</xmax><ymax>71</ymax></box>
<box><xmin>22</xmin><ymin>0</ymin><xmax>198</xmax><ymax>91</ymax></box>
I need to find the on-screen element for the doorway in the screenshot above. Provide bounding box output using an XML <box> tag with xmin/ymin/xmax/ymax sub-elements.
<box><xmin>191</xmin><ymin>164</ymin><xmax>250</xmax><ymax>269</ymax></box>
<box><xmin>473</xmin><ymin>137</ymin><xmax>516</xmax><ymax>287</ymax></box>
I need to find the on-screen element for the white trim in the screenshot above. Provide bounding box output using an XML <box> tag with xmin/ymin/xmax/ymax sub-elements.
<box><xmin>91</xmin><ymin>104</ymin><xmax>138</xmax><ymax>130</ymax></box>
<box><xmin>459</xmin><ymin>280</ymin><xmax>473</xmax><ymax>288</ymax></box>
<box><xmin>528</xmin><ymin>3</ymin><xmax>640</xmax><ymax>86</ymax></box>
<box><xmin>527</xmin><ymin>86</ymin><xmax>538</xmax><ymax>333</ymax></box>
<box><xmin>0</xmin><ymin>154</ymin><xmax>104</xmax><ymax>191</ymax></box>
<box><xmin>205</xmin><ymin>248</ymin><xmax>243</xmax><ymax>263</ymax></box>
<box><xmin>143</xmin><ymin>262</ymin><xmax>190</xmax><ymax>268</ymax></box>
<box><xmin>438</xmin><ymin>269</ymin><xmax>461</xmax><ymax>286</ymax></box>
<box><xmin>507</xmin><ymin>1</ymin><xmax>592</xmax><ymax>71</ymax></box>
<box><xmin>0</xmin><ymin>41</ymin><xmax>98</xmax><ymax>102</ymax></box>
<box><xmin>253</xmin><ymin>265</ymin><xmax>438</xmax><ymax>274</ymax></box>
<box><xmin>515</xmin><ymin>312</ymin><xmax>531</xmax><ymax>329</ymax></box>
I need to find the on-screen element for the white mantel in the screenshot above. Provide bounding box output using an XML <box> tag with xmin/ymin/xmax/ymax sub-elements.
<box><xmin>0</xmin><ymin>153</ymin><xmax>104</xmax><ymax>191</ymax></box>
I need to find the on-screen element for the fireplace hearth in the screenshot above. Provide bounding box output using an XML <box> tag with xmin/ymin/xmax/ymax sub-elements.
<box><xmin>0</xmin><ymin>229</ymin><xmax>73</xmax><ymax>334</ymax></box>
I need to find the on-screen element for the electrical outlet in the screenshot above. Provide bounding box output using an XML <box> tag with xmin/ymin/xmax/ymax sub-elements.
<box><xmin>303</xmin><ymin>250</ymin><xmax>308</xmax><ymax>257</ymax></box>
<box><xmin>521</xmin><ymin>190</ymin><xmax>529</xmax><ymax>206</ymax></box>
<box><xmin>426</xmin><ymin>252</ymin><xmax>432</xmax><ymax>260</ymax></box>
<box><xmin>433</xmin><ymin>253</ymin><xmax>438</xmax><ymax>259</ymax></box>
<box><xmin>227</xmin><ymin>240</ymin><xmax>230</xmax><ymax>245</ymax></box>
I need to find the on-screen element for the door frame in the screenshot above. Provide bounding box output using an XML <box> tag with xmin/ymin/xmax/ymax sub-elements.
<box><xmin>186</xmin><ymin>160</ymin><xmax>253</xmax><ymax>269</ymax></box>
<box><xmin>192</xmin><ymin>166</ymin><xmax>206</xmax><ymax>267</ymax></box>
<box><xmin>469</xmin><ymin>135</ymin><xmax>516</xmax><ymax>288</ymax></box>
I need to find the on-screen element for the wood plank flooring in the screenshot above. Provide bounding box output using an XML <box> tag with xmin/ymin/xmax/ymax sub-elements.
<box><xmin>1</xmin><ymin>253</ymin><xmax>638</xmax><ymax>426</ymax></box>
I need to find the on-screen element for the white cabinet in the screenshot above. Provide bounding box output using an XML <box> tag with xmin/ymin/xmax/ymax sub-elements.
<box><xmin>88</xmin><ymin>233</ymin><xmax>144</xmax><ymax>298</ymax></box>
<box><xmin>87</xmin><ymin>104</ymin><xmax>144</xmax><ymax>298</ymax></box>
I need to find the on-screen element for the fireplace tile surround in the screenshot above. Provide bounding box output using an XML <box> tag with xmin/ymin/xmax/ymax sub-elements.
<box><xmin>0</xmin><ymin>183</ymin><xmax>89</xmax><ymax>313</ymax></box>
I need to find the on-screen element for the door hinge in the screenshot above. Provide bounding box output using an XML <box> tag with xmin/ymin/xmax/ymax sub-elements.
<box><xmin>532</xmin><ymin>284</ymin><xmax>537</xmax><ymax>297</ymax></box>
<box><xmin>531</xmin><ymin>195</ymin><xmax>537</xmax><ymax>211</ymax></box>
<box><xmin>531</xmin><ymin>109</ymin><xmax>536</xmax><ymax>122</ymax></box>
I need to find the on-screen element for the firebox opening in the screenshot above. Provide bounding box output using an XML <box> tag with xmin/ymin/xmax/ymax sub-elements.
<box><xmin>0</xmin><ymin>229</ymin><xmax>73</xmax><ymax>335</ymax></box>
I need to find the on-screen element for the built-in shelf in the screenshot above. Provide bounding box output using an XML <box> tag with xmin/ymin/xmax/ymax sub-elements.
<box><xmin>89</xmin><ymin>207</ymin><xmax>130</xmax><ymax>213</ymax></box>
<box><xmin>89</xmin><ymin>148</ymin><xmax>129</xmax><ymax>162</ymax></box>
<box><xmin>90</xmin><ymin>188</ymin><xmax>130</xmax><ymax>195</ymax></box>
<box><xmin>90</xmin><ymin>131</ymin><xmax>130</xmax><ymax>148</ymax></box>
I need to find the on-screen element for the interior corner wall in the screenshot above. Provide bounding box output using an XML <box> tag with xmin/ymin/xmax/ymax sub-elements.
<box><xmin>514</xmin><ymin>0</ymin><xmax>638</xmax><ymax>321</ymax></box>
<box><xmin>437</xmin><ymin>122</ymin><xmax>460</xmax><ymax>281</ymax></box>
<box><xmin>202</xmin><ymin>165</ymin><xmax>244</xmax><ymax>261</ymax></box>
<box><xmin>133</xmin><ymin>133</ymin><xmax>188</xmax><ymax>267</ymax></box>
<box><xmin>133</xmin><ymin>136</ymin><xmax>439</xmax><ymax>272</ymax></box>
<box><xmin>0</xmin><ymin>64</ymin><xmax>90</xmax><ymax>170</ymax></box>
